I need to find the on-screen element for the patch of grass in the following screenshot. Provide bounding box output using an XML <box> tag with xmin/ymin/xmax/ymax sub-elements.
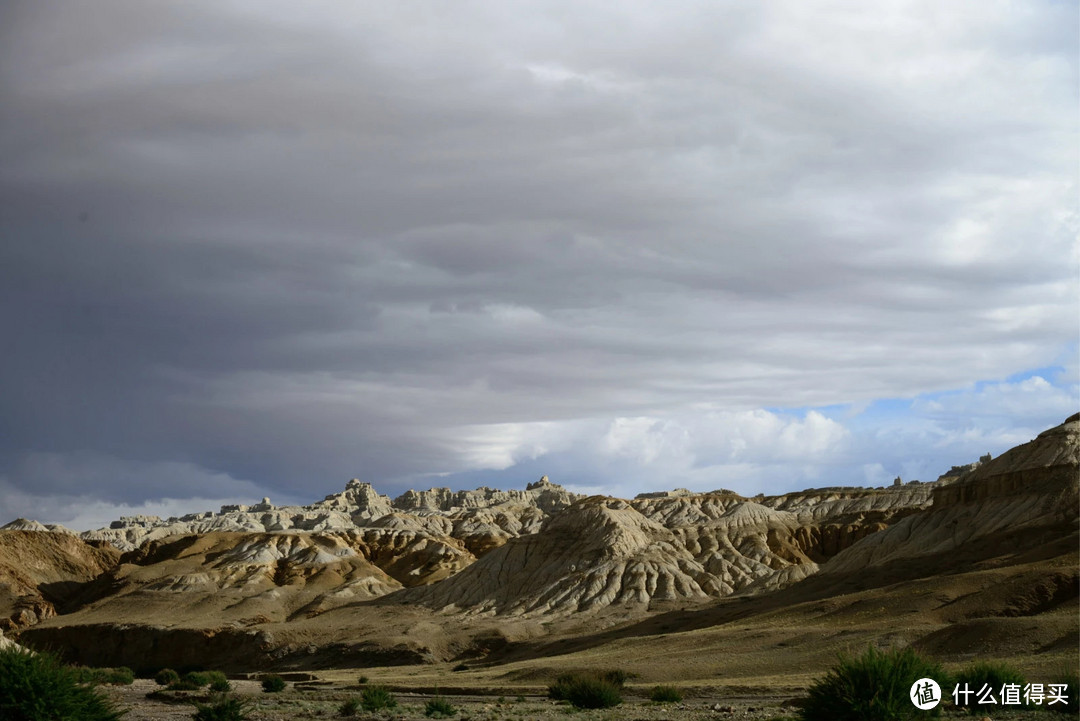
<box><xmin>800</xmin><ymin>645</ymin><xmax>944</xmax><ymax>721</ymax></box>
<box><xmin>338</xmin><ymin>698</ymin><xmax>360</xmax><ymax>716</ymax></box>
<box><xmin>208</xmin><ymin>677</ymin><xmax>231</xmax><ymax>693</ymax></box>
<box><xmin>357</xmin><ymin>675</ymin><xmax>369</xmax><ymax>685</ymax></box>
<box><xmin>192</xmin><ymin>697</ymin><xmax>251</xmax><ymax>721</ymax></box>
<box><xmin>155</xmin><ymin>668</ymin><xmax>180</xmax><ymax>686</ymax></box>
<box><xmin>548</xmin><ymin>671</ymin><xmax>623</xmax><ymax>709</ymax></box>
<box><xmin>165</xmin><ymin>679</ymin><xmax>203</xmax><ymax>691</ymax></box>
<box><xmin>649</xmin><ymin>685</ymin><xmax>682</xmax><ymax>703</ymax></box>
<box><xmin>425</xmin><ymin>697</ymin><xmax>456</xmax><ymax>717</ymax></box>
<box><xmin>360</xmin><ymin>685</ymin><xmax>397</xmax><ymax>711</ymax></box>
<box><xmin>261</xmin><ymin>674</ymin><xmax>286</xmax><ymax>693</ymax></box>
<box><xmin>71</xmin><ymin>666</ymin><xmax>135</xmax><ymax>685</ymax></box>
<box><xmin>0</xmin><ymin>646</ymin><xmax>125</xmax><ymax>721</ymax></box>
<box><xmin>952</xmin><ymin>660</ymin><xmax>1025</xmax><ymax>714</ymax></box>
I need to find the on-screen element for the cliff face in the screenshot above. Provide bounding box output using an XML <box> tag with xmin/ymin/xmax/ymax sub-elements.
<box><xmin>821</xmin><ymin>415</ymin><xmax>1079</xmax><ymax>576</ymax></box>
<box><xmin>931</xmin><ymin>416</ymin><xmax>1079</xmax><ymax>507</ymax></box>
<box><xmin>0</xmin><ymin>531</ymin><xmax>120</xmax><ymax>630</ymax></box>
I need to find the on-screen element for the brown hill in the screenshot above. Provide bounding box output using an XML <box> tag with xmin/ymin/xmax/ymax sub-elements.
<box><xmin>0</xmin><ymin>530</ymin><xmax>119</xmax><ymax>631</ymax></box>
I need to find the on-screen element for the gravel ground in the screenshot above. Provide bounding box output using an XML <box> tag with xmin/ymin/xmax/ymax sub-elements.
<box><xmin>100</xmin><ymin>679</ymin><xmax>1073</xmax><ymax>721</ymax></box>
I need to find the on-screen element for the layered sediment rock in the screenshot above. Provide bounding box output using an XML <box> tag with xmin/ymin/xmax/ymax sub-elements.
<box><xmin>5</xmin><ymin>417</ymin><xmax>1077</xmax><ymax>671</ymax></box>
<box><xmin>822</xmin><ymin>415</ymin><xmax>1079</xmax><ymax>575</ymax></box>
<box><xmin>409</xmin><ymin>497</ymin><xmax>718</xmax><ymax>616</ymax></box>
<box><xmin>0</xmin><ymin>531</ymin><xmax>120</xmax><ymax>630</ymax></box>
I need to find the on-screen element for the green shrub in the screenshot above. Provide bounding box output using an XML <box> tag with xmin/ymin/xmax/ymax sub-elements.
<box><xmin>182</xmin><ymin>671</ymin><xmax>212</xmax><ymax>687</ymax></box>
<box><xmin>208</xmin><ymin>677</ymin><xmax>231</xmax><ymax>693</ymax></box>
<box><xmin>597</xmin><ymin>669</ymin><xmax>633</xmax><ymax>686</ymax></box>
<box><xmin>425</xmin><ymin>697</ymin><xmax>457</xmax><ymax>717</ymax></box>
<box><xmin>800</xmin><ymin>645</ymin><xmax>944</xmax><ymax>721</ymax></box>
<box><xmin>357</xmin><ymin>675</ymin><xmax>369</xmax><ymax>685</ymax></box>
<box><xmin>71</xmin><ymin>666</ymin><xmax>135</xmax><ymax>686</ymax></box>
<box><xmin>166</xmin><ymin>679</ymin><xmax>203</xmax><ymax>691</ymax></box>
<box><xmin>261</xmin><ymin>674</ymin><xmax>286</xmax><ymax>693</ymax></box>
<box><xmin>338</xmin><ymin>698</ymin><xmax>361</xmax><ymax>716</ymax></box>
<box><xmin>192</xmin><ymin>697</ymin><xmax>251</xmax><ymax>721</ymax></box>
<box><xmin>0</xmin><ymin>646</ymin><xmax>125</xmax><ymax>721</ymax></box>
<box><xmin>547</xmin><ymin>672</ymin><xmax>623</xmax><ymax>709</ymax></box>
<box><xmin>566</xmin><ymin>678</ymin><xmax>622</xmax><ymax>709</ymax></box>
<box><xmin>548</xmin><ymin>669</ymin><xmax>629</xmax><ymax>701</ymax></box>
<box><xmin>650</xmin><ymin>685</ymin><xmax>683</xmax><ymax>703</ymax></box>
<box><xmin>361</xmin><ymin>685</ymin><xmax>397</xmax><ymax>711</ymax></box>
<box><xmin>155</xmin><ymin>668</ymin><xmax>180</xmax><ymax>686</ymax></box>
<box><xmin>952</xmin><ymin>661</ymin><xmax>1025</xmax><ymax>714</ymax></box>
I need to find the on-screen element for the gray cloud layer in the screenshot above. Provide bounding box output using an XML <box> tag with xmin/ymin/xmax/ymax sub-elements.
<box><xmin>1</xmin><ymin>1</ymin><xmax>1076</xmax><ymax>524</ymax></box>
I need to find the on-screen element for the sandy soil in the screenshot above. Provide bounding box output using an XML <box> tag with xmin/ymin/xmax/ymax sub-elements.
<box><xmin>101</xmin><ymin>678</ymin><xmax>1073</xmax><ymax>721</ymax></box>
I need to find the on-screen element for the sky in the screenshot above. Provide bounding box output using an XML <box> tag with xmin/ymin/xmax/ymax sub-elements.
<box><xmin>1</xmin><ymin>1</ymin><xmax>1077</xmax><ymax>531</ymax></box>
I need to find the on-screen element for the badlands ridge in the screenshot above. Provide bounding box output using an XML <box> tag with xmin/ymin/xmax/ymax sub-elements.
<box><xmin>0</xmin><ymin>414</ymin><xmax>1076</xmax><ymax>676</ymax></box>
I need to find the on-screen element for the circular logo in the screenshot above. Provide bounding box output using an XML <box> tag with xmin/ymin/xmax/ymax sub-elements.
<box><xmin>910</xmin><ymin>678</ymin><xmax>941</xmax><ymax>710</ymax></box>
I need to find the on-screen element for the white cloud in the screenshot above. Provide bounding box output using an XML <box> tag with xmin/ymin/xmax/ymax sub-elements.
<box><xmin>912</xmin><ymin>374</ymin><xmax>1078</xmax><ymax>426</ymax></box>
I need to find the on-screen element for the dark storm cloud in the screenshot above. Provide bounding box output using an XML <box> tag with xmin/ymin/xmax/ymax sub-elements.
<box><xmin>0</xmin><ymin>0</ymin><xmax>1076</xmax><ymax>525</ymax></box>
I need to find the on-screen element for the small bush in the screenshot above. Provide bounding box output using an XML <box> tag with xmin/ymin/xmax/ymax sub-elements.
<box><xmin>338</xmin><ymin>698</ymin><xmax>361</xmax><ymax>716</ymax></box>
<box><xmin>548</xmin><ymin>669</ymin><xmax>629</xmax><ymax>701</ymax></box>
<box><xmin>357</xmin><ymin>675</ymin><xmax>369</xmax><ymax>685</ymax></box>
<box><xmin>548</xmin><ymin>672</ymin><xmax>623</xmax><ymax>709</ymax></box>
<box><xmin>567</xmin><ymin>678</ymin><xmax>622</xmax><ymax>709</ymax></box>
<box><xmin>192</xmin><ymin>697</ymin><xmax>251</xmax><ymax>721</ymax></box>
<box><xmin>208</xmin><ymin>677</ymin><xmax>231</xmax><ymax>693</ymax></box>
<box><xmin>155</xmin><ymin>668</ymin><xmax>180</xmax><ymax>686</ymax></box>
<box><xmin>650</xmin><ymin>685</ymin><xmax>682</xmax><ymax>703</ymax></box>
<box><xmin>71</xmin><ymin>666</ymin><xmax>135</xmax><ymax>685</ymax></box>
<box><xmin>261</xmin><ymin>674</ymin><xmax>286</xmax><ymax>693</ymax></box>
<box><xmin>800</xmin><ymin>645</ymin><xmax>945</xmax><ymax>721</ymax></box>
<box><xmin>952</xmin><ymin>661</ymin><xmax>1025</xmax><ymax>714</ymax></box>
<box><xmin>166</xmin><ymin>679</ymin><xmax>203</xmax><ymax>691</ymax></box>
<box><xmin>598</xmin><ymin>669</ymin><xmax>633</xmax><ymax>686</ymax></box>
<box><xmin>183</xmin><ymin>671</ymin><xmax>212</xmax><ymax>687</ymax></box>
<box><xmin>361</xmin><ymin>685</ymin><xmax>397</xmax><ymax>711</ymax></box>
<box><xmin>0</xmin><ymin>647</ymin><xmax>125</xmax><ymax>721</ymax></box>
<box><xmin>425</xmin><ymin>697</ymin><xmax>456</xmax><ymax>717</ymax></box>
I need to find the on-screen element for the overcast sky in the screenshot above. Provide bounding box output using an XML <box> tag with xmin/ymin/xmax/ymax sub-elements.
<box><xmin>1</xmin><ymin>1</ymin><xmax>1077</xmax><ymax>530</ymax></box>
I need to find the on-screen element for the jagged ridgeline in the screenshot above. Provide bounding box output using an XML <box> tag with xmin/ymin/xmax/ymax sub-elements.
<box><xmin>1</xmin><ymin>415</ymin><xmax>1076</xmax><ymax>671</ymax></box>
